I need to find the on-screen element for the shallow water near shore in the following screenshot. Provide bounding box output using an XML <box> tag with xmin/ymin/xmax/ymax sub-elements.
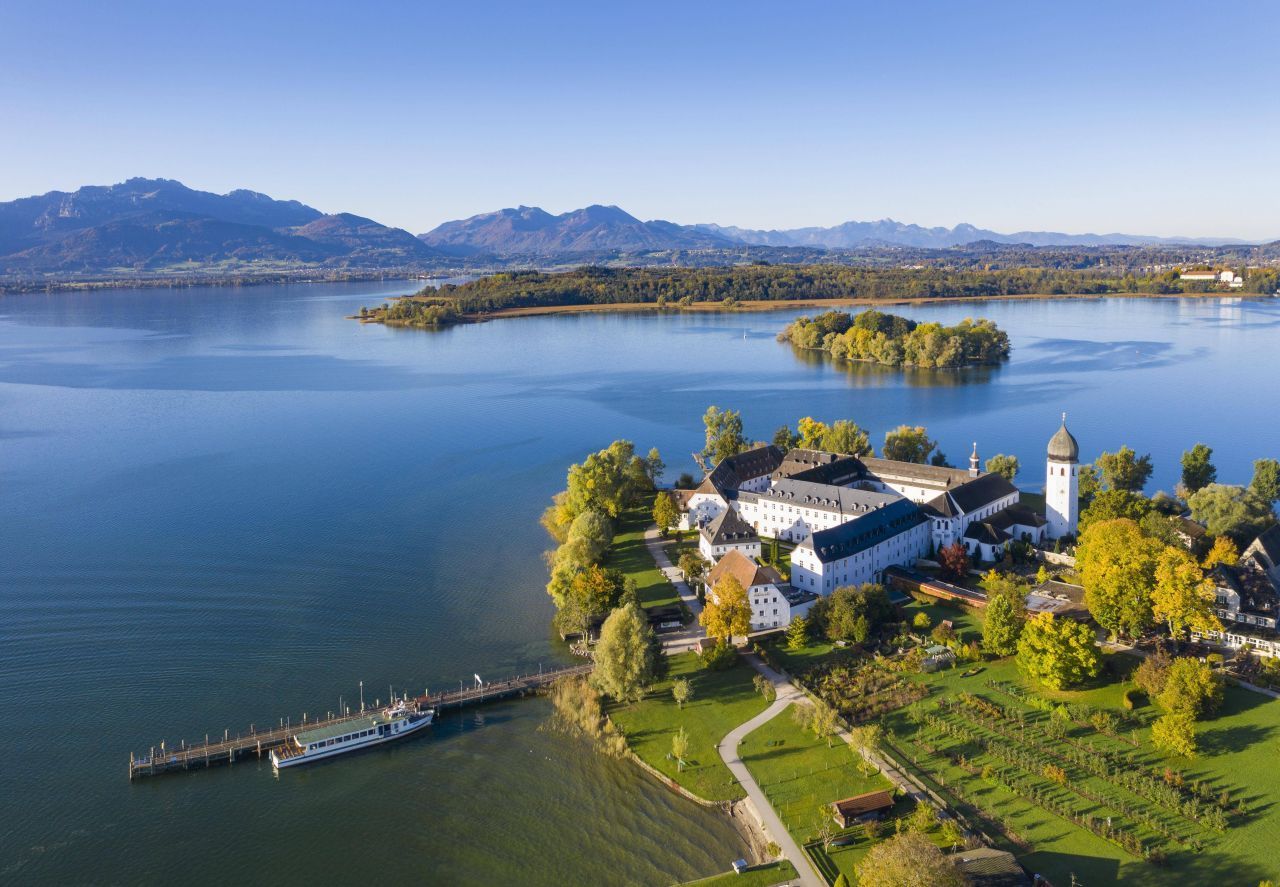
<box><xmin>1</xmin><ymin>283</ymin><xmax>1278</xmax><ymax>884</ymax></box>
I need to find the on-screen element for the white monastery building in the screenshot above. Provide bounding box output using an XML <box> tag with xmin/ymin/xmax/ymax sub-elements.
<box><xmin>678</xmin><ymin>419</ymin><xmax>1080</xmax><ymax>622</ymax></box>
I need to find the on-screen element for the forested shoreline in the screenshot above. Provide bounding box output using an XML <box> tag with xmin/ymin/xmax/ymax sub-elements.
<box><xmin>357</xmin><ymin>263</ymin><xmax>1279</xmax><ymax>327</ymax></box>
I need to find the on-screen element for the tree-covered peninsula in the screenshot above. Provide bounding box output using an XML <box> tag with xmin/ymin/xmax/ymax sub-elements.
<box><xmin>778</xmin><ymin>308</ymin><xmax>1011</xmax><ymax>368</ymax></box>
<box><xmin>355</xmin><ymin>261</ymin><xmax>1279</xmax><ymax>327</ymax></box>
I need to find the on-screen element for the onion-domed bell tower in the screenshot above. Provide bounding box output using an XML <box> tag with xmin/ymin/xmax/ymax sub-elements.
<box><xmin>1045</xmin><ymin>414</ymin><xmax>1079</xmax><ymax>540</ymax></box>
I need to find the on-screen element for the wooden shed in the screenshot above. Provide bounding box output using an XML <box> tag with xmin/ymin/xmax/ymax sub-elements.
<box><xmin>831</xmin><ymin>789</ymin><xmax>895</xmax><ymax>827</ymax></box>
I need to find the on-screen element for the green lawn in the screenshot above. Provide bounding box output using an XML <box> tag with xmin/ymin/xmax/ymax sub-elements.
<box><xmin>899</xmin><ymin>598</ymin><xmax>985</xmax><ymax>642</ymax></box>
<box><xmin>675</xmin><ymin>860</ymin><xmax>798</xmax><ymax>887</ymax></box>
<box><xmin>610</xmin><ymin>652</ymin><xmax>771</xmax><ymax>802</ymax></box>
<box><xmin>740</xmin><ymin>703</ymin><xmax>894</xmax><ymax>842</ymax></box>
<box><xmin>875</xmin><ymin>652</ymin><xmax>1280</xmax><ymax>886</ymax></box>
<box><xmin>661</xmin><ymin>529</ymin><xmax>700</xmax><ymax>569</ymax></box>
<box><xmin>763</xmin><ymin>598</ymin><xmax>983</xmax><ymax>677</ymax></box>
<box><xmin>763</xmin><ymin>636</ymin><xmax>842</xmax><ymax>676</ymax></box>
<box><xmin>611</xmin><ymin>496</ymin><xmax>681</xmax><ymax>608</ymax></box>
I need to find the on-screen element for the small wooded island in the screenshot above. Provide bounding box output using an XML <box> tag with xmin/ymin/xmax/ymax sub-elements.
<box><xmin>778</xmin><ymin>308</ymin><xmax>1011</xmax><ymax>368</ymax></box>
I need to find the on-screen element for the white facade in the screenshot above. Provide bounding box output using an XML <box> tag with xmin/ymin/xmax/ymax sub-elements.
<box><xmin>791</xmin><ymin>518</ymin><xmax>930</xmax><ymax>595</ymax></box>
<box><xmin>1045</xmin><ymin>460</ymin><xmax>1078</xmax><ymax>539</ymax></box>
<box><xmin>736</xmin><ymin>491</ymin><xmax>892</xmax><ymax>543</ymax></box>
<box><xmin>686</xmin><ymin>491</ymin><xmax>728</xmax><ymax>526</ymax></box>
<box><xmin>699</xmin><ymin>532</ymin><xmax>760</xmax><ymax>564</ymax></box>
<box><xmin>1045</xmin><ymin>419</ymin><xmax>1079</xmax><ymax>540</ymax></box>
<box><xmin>746</xmin><ymin>584</ymin><xmax>815</xmax><ymax>630</ymax></box>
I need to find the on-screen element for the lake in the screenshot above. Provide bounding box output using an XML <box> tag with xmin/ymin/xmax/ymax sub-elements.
<box><xmin>1</xmin><ymin>283</ymin><xmax>1278</xmax><ymax>884</ymax></box>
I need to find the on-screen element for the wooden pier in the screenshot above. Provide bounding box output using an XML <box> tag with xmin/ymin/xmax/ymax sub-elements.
<box><xmin>128</xmin><ymin>662</ymin><xmax>593</xmax><ymax>780</ymax></box>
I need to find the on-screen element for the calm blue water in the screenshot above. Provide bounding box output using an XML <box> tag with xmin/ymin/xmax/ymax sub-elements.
<box><xmin>1</xmin><ymin>283</ymin><xmax>1277</xmax><ymax>883</ymax></box>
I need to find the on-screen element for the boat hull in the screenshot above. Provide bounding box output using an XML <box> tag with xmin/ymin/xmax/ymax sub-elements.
<box><xmin>271</xmin><ymin>711</ymin><xmax>434</xmax><ymax>770</ymax></box>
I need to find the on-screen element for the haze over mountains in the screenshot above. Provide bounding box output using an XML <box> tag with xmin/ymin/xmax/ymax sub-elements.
<box><xmin>0</xmin><ymin>178</ymin><xmax>438</xmax><ymax>275</ymax></box>
<box><xmin>0</xmin><ymin>178</ymin><xmax>1265</xmax><ymax>279</ymax></box>
<box><xmin>422</xmin><ymin>207</ymin><xmax>1252</xmax><ymax>255</ymax></box>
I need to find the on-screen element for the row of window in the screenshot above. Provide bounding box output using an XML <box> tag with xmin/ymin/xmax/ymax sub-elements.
<box><xmin>310</xmin><ymin>727</ymin><xmax>380</xmax><ymax>750</ymax></box>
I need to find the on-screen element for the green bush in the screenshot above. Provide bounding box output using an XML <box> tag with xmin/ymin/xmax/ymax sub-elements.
<box><xmin>700</xmin><ymin>642</ymin><xmax>739</xmax><ymax>671</ymax></box>
<box><xmin>1122</xmin><ymin>688</ymin><xmax>1138</xmax><ymax>710</ymax></box>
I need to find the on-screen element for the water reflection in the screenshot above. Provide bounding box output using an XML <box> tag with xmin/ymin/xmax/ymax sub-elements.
<box><xmin>785</xmin><ymin>342</ymin><xmax>1002</xmax><ymax>387</ymax></box>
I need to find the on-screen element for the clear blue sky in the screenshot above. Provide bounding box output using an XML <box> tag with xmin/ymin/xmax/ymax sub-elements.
<box><xmin>3</xmin><ymin>1</ymin><xmax>1277</xmax><ymax>238</ymax></box>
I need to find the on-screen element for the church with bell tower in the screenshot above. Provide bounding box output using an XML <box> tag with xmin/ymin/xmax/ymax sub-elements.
<box><xmin>1045</xmin><ymin>414</ymin><xmax>1079</xmax><ymax>540</ymax></box>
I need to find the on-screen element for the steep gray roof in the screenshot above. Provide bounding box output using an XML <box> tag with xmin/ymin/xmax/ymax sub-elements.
<box><xmin>701</xmin><ymin>507</ymin><xmax>759</xmax><ymax>546</ymax></box>
<box><xmin>920</xmin><ymin>492</ymin><xmax>961</xmax><ymax>519</ymax></box>
<box><xmin>963</xmin><ymin>521</ymin><xmax>1012</xmax><ymax>546</ymax></box>
<box><xmin>698</xmin><ymin>445</ymin><xmax>784</xmax><ymax>495</ymax></box>
<box><xmin>774</xmin><ymin>450</ymin><xmax>865</xmax><ymax>486</ymax></box>
<box><xmin>949</xmin><ymin>473</ymin><xmax>1019</xmax><ymax>514</ymax></box>
<box><xmin>803</xmin><ymin>499</ymin><xmax>928</xmax><ymax>564</ymax></box>
<box><xmin>989</xmin><ymin>503</ymin><xmax>1048</xmax><ymax>530</ymax></box>
<box><xmin>762</xmin><ymin>478</ymin><xmax>898</xmax><ymax>515</ymax></box>
<box><xmin>1247</xmin><ymin>524</ymin><xmax>1280</xmax><ymax>569</ymax></box>
<box><xmin>860</xmin><ymin>456</ymin><xmax>973</xmax><ymax>489</ymax></box>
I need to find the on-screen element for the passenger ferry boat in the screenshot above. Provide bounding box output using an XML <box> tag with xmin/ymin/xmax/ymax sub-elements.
<box><xmin>270</xmin><ymin>698</ymin><xmax>434</xmax><ymax>770</ymax></box>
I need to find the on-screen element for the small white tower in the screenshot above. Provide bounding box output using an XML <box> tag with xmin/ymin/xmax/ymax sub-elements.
<box><xmin>969</xmin><ymin>442</ymin><xmax>981</xmax><ymax>478</ymax></box>
<box><xmin>1045</xmin><ymin>414</ymin><xmax>1079</xmax><ymax>540</ymax></box>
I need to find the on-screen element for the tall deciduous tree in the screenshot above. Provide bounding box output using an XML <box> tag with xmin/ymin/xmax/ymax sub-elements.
<box><xmin>699</xmin><ymin>575</ymin><xmax>751</xmax><ymax>642</ymax></box>
<box><xmin>671</xmin><ymin>726</ymin><xmax>689</xmax><ymax>771</ymax></box>
<box><xmin>1016</xmin><ymin>612</ymin><xmax>1102</xmax><ymax>689</ymax></box>
<box><xmin>985</xmin><ymin>453</ymin><xmax>1020</xmax><ymax>481</ymax></box>
<box><xmin>1187</xmin><ymin>483</ymin><xmax>1277</xmax><ymax>543</ymax></box>
<box><xmin>772</xmin><ymin>424</ymin><xmax>800</xmax><ymax>452</ymax></box>
<box><xmin>882</xmin><ymin>425</ymin><xmax>937</xmax><ymax>464</ymax></box>
<box><xmin>1151</xmin><ymin>712</ymin><xmax>1197</xmax><ymax>758</ymax></box>
<box><xmin>592</xmin><ymin>602</ymin><xmax>657</xmax><ymax>703</ymax></box>
<box><xmin>825</xmin><ymin>419</ymin><xmax>872</xmax><ymax>456</ymax></box>
<box><xmin>645</xmin><ymin>447</ymin><xmax>666</xmax><ymax>486</ymax></box>
<box><xmin>1080</xmin><ymin>489</ymin><xmax>1154</xmax><ymax>533</ymax></box>
<box><xmin>1180</xmin><ymin>444</ymin><xmax>1217</xmax><ymax>494</ymax></box>
<box><xmin>1078</xmin><ymin>463</ymin><xmax>1102</xmax><ymax>505</ymax></box>
<box><xmin>854</xmin><ymin>832</ymin><xmax>966</xmax><ymax>887</ymax></box>
<box><xmin>1077</xmin><ymin>518</ymin><xmax>1163</xmax><ymax>638</ymax></box>
<box><xmin>671</xmin><ymin>677</ymin><xmax>692</xmax><ymax>709</ymax></box>
<box><xmin>1159</xmin><ymin>657</ymin><xmax>1223</xmax><ymax>719</ymax></box>
<box><xmin>796</xmin><ymin>416</ymin><xmax>829</xmax><ymax>450</ymax></box>
<box><xmin>1202</xmin><ymin>535</ymin><xmax>1239</xmax><ymax>569</ymax></box>
<box><xmin>1097</xmin><ymin>446</ymin><xmax>1154</xmax><ymax>493</ymax></box>
<box><xmin>938</xmin><ymin>541</ymin><xmax>970</xmax><ymax>581</ymax></box>
<box><xmin>1152</xmin><ymin>547</ymin><xmax>1221</xmax><ymax>639</ymax></box>
<box><xmin>652</xmin><ymin>492</ymin><xmax>679</xmax><ymax>537</ymax></box>
<box><xmin>1251</xmin><ymin>458</ymin><xmax>1280</xmax><ymax>504</ymax></box>
<box><xmin>702</xmin><ymin>406</ymin><xmax>747</xmax><ymax>464</ymax></box>
<box><xmin>981</xmin><ymin>570</ymin><xmax>1028</xmax><ymax>656</ymax></box>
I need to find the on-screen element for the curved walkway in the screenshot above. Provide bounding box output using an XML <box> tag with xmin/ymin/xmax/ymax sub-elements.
<box><xmin>717</xmin><ymin>658</ymin><xmax>823</xmax><ymax>887</ymax></box>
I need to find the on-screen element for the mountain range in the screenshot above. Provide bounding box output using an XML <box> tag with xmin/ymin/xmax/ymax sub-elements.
<box><xmin>0</xmin><ymin>178</ymin><xmax>438</xmax><ymax>275</ymax></box>
<box><xmin>0</xmin><ymin>178</ymin><xmax>1266</xmax><ymax>279</ymax></box>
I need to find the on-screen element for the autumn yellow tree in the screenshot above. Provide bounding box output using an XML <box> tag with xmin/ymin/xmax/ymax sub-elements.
<box><xmin>1077</xmin><ymin>518</ymin><xmax>1163</xmax><ymax>638</ymax></box>
<box><xmin>651</xmin><ymin>491</ymin><xmax>680</xmax><ymax>537</ymax></box>
<box><xmin>1202</xmin><ymin>535</ymin><xmax>1239</xmax><ymax>569</ymax></box>
<box><xmin>1152</xmin><ymin>546</ymin><xmax>1221</xmax><ymax>639</ymax></box>
<box><xmin>700</xmin><ymin>575</ymin><xmax>751</xmax><ymax>642</ymax></box>
<box><xmin>1016</xmin><ymin>612</ymin><xmax>1101</xmax><ymax>689</ymax></box>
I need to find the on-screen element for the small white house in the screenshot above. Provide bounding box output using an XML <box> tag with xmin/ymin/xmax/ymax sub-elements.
<box><xmin>699</xmin><ymin>508</ymin><xmax>761</xmax><ymax>563</ymax></box>
<box><xmin>705</xmin><ymin>549</ymin><xmax>815</xmax><ymax>630</ymax></box>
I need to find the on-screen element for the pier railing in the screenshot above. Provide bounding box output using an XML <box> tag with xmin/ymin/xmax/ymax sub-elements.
<box><xmin>128</xmin><ymin>662</ymin><xmax>593</xmax><ymax>780</ymax></box>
